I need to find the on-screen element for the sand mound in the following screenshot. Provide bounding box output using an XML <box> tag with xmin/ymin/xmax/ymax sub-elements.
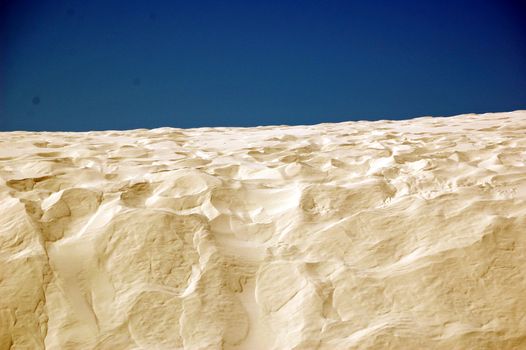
<box><xmin>1</xmin><ymin>111</ymin><xmax>526</xmax><ymax>349</ymax></box>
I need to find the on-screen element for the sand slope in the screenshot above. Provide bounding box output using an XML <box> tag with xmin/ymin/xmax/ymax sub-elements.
<box><xmin>1</xmin><ymin>111</ymin><xmax>526</xmax><ymax>349</ymax></box>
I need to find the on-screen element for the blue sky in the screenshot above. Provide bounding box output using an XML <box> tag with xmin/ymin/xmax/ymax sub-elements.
<box><xmin>1</xmin><ymin>0</ymin><xmax>525</xmax><ymax>131</ymax></box>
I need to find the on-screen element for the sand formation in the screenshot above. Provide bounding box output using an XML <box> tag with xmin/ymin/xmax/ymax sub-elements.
<box><xmin>1</xmin><ymin>111</ymin><xmax>526</xmax><ymax>349</ymax></box>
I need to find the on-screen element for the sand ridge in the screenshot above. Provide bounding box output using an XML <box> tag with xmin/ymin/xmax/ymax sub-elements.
<box><xmin>1</xmin><ymin>110</ymin><xmax>526</xmax><ymax>349</ymax></box>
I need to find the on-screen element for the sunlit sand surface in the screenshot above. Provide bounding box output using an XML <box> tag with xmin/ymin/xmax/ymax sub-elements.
<box><xmin>1</xmin><ymin>111</ymin><xmax>526</xmax><ymax>349</ymax></box>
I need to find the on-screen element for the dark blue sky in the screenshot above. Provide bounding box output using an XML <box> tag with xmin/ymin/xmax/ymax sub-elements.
<box><xmin>1</xmin><ymin>0</ymin><xmax>525</xmax><ymax>131</ymax></box>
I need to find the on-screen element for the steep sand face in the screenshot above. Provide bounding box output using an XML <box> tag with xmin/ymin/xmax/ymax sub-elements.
<box><xmin>1</xmin><ymin>111</ymin><xmax>526</xmax><ymax>349</ymax></box>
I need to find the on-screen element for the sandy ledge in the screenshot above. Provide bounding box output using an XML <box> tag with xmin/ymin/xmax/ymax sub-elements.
<box><xmin>1</xmin><ymin>110</ymin><xmax>526</xmax><ymax>349</ymax></box>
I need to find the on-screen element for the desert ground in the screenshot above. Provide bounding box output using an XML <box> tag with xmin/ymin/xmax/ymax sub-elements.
<box><xmin>1</xmin><ymin>111</ymin><xmax>526</xmax><ymax>349</ymax></box>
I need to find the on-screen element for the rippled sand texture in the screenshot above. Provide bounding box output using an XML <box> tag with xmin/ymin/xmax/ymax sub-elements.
<box><xmin>1</xmin><ymin>111</ymin><xmax>526</xmax><ymax>349</ymax></box>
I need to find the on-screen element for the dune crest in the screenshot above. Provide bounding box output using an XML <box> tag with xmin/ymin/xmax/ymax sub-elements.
<box><xmin>1</xmin><ymin>111</ymin><xmax>526</xmax><ymax>349</ymax></box>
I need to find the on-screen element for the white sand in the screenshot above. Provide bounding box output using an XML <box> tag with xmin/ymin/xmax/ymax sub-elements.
<box><xmin>1</xmin><ymin>110</ymin><xmax>526</xmax><ymax>349</ymax></box>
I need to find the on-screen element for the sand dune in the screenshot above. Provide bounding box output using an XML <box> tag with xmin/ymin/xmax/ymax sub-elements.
<box><xmin>1</xmin><ymin>110</ymin><xmax>526</xmax><ymax>349</ymax></box>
